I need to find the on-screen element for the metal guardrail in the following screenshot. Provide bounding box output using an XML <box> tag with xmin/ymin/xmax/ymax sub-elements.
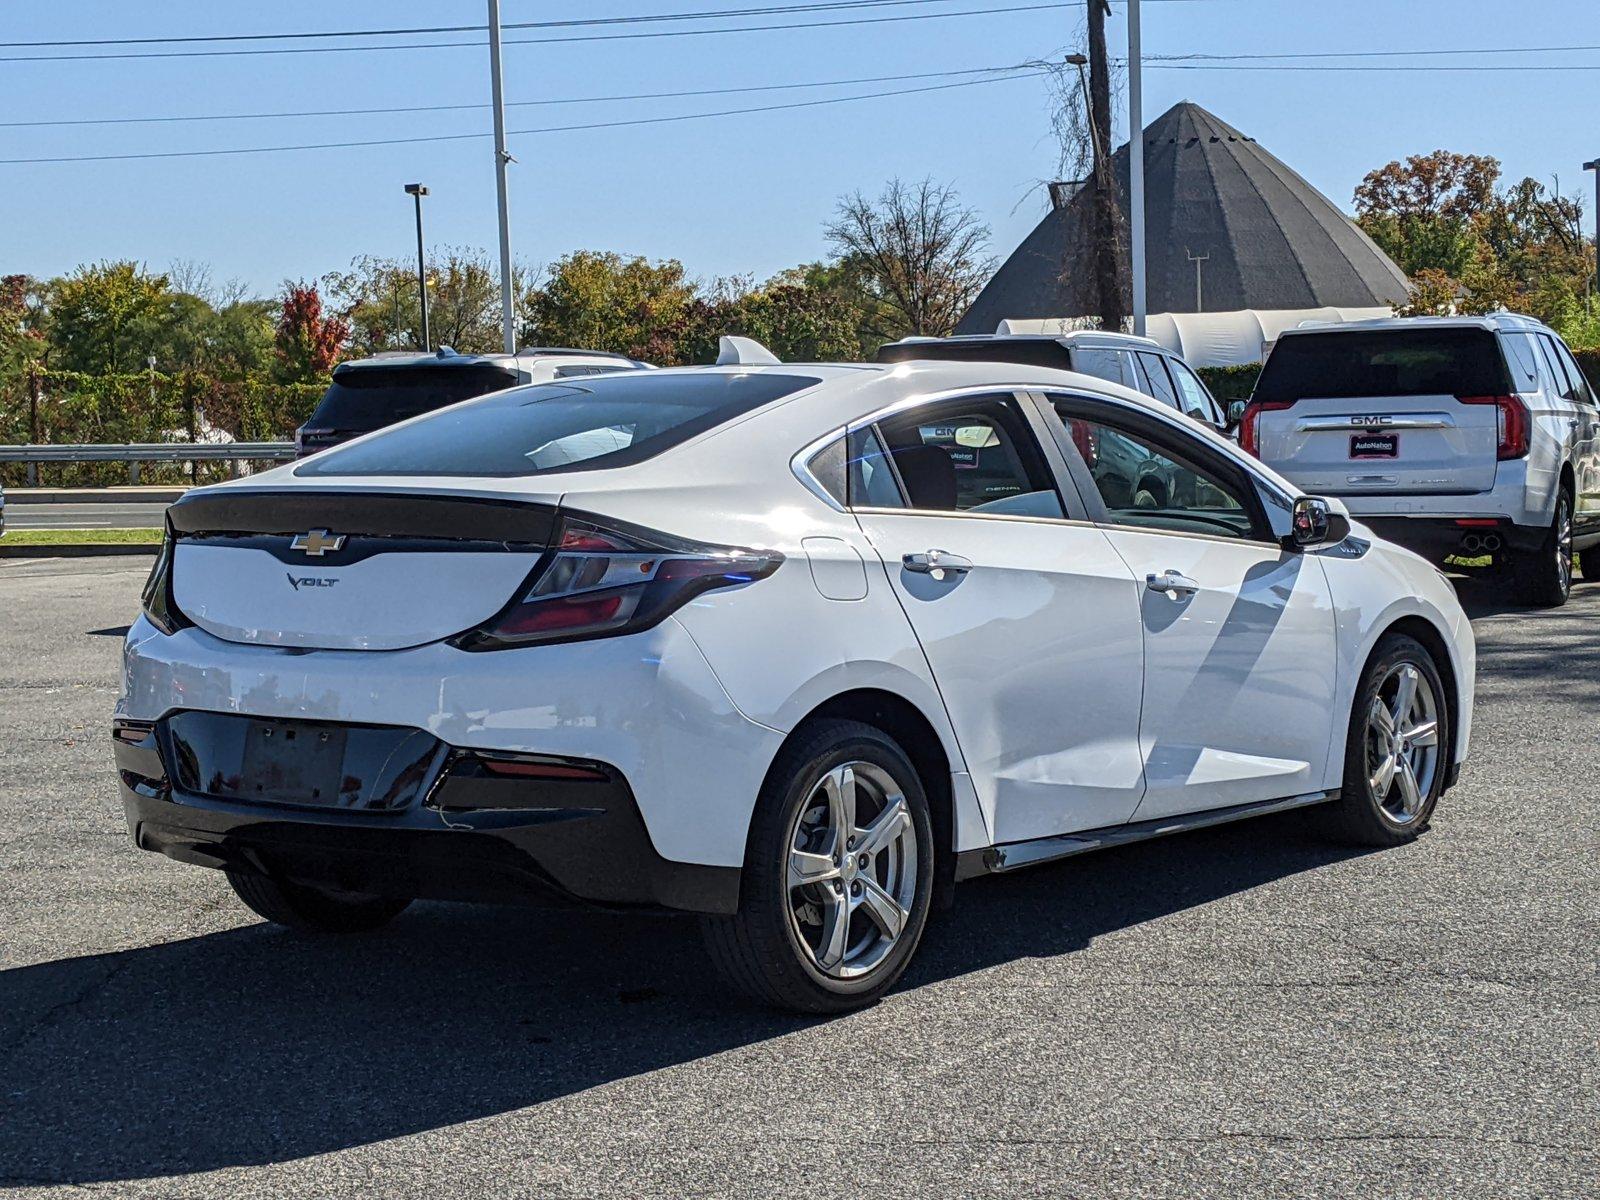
<box><xmin>0</xmin><ymin>442</ymin><xmax>296</xmax><ymax>486</ymax></box>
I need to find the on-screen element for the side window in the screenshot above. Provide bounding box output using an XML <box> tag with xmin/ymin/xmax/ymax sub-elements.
<box><xmin>1168</xmin><ymin>360</ymin><xmax>1223</xmax><ymax>426</ymax></box>
<box><xmin>846</xmin><ymin>427</ymin><xmax>905</xmax><ymax>509</ymax></box>
<box><xmin>1552</xmin><ymin>338</ymin><xmax>1596</xmax><ymax>407</ymax></box>
<box><xmin>1135</xmin><ymin>352</ymin><xmax>1181</xmax><ymax>410</ymax></box>
<box><xmin>1500</xmin><ymin>333</ymin><xmax>1542</xmax><ymax>393</ymax></box>
<box><xmin>873</xmin><ymin>394</ymin><xmax>1065</xmax><ymax>517</ymax></box>
<box><xmin>1072</xmin><ymin>347</ymin><xmax>1130</xmax><ymax>388</ymax></box>
<box><xmin>1537</xmin><ymin>335</ymin><xmax>1578</xmax><ymax>401</ymax></box>
<box><xmin>552</xmin><ymin>363</ymin><xmax>631</xmax><ymax>379</ymax></box>
<box><xmin>1048</xmin><ymin>397</ymin><xmax>1258</xmax><ymax>540</ymax></box>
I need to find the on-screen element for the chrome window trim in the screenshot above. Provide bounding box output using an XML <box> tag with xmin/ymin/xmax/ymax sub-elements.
<box><xmin>849</xmin><ymin>505</ymin><xmax>1100</xmax><ymax>531</ymax></box>
<box><xmin>790</xmin><ymin>425</ymin><xmax>849</xmax><ymax>512</ymax></box>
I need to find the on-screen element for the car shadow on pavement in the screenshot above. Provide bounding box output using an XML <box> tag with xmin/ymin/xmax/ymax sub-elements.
<box><xmin>0</xmin><ymin>813</ymin><xmax>1365</xmax><ymax>1187</ymax></box>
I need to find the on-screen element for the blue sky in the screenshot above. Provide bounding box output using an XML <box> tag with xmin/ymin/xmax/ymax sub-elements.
<box><xmin>2</xmin><ymin>1</ymin><xmax>1596</xmax><ymax>296</ymax></box>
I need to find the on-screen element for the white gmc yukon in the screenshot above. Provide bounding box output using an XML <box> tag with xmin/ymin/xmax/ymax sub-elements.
<box><xmin>1240</xmin><ymin>314</ymin><xmax>1600</xmax><ymax>606</ymax></box>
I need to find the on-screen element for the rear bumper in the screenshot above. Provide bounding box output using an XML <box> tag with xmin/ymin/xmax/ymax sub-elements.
<box><xmin>113</xmin><ymin>717</ymin><xmax>740</xmax><ymax>914</ymax></box>
<box><xmin>1359</xmin><ymin>516</ymin><xmax>1543</xmax><ymax>564</ymax></box>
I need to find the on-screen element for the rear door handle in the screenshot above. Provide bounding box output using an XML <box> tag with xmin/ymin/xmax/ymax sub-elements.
<box><xmin>1145</xmin><ymin>570</ymin><xmax>1200</xmax><ymax>597</ymax></box>
<box><xmin>903</xmin><ymin>549</ymin><xmax>973</xmax><ymax>576</ymax></box>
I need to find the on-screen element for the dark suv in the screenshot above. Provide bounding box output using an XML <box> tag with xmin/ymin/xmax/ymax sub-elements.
<box><xmin>296</xmin><ymin>347</ymin><xmax>650</xmax><ymax>457</ymax></box>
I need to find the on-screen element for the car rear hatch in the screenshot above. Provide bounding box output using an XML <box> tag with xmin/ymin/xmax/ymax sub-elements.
<box><xmin>1247</xmin><ymin>326</ymin><xmax>1514</xmax><ymax>495</ymax></box>
<box><xmin>165</xmin><ymin>488</ymin><xmax>558</xmax><ymax>650</ymax></box>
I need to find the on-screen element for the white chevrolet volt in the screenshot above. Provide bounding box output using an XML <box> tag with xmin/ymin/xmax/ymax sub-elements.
<box><xmin>114</xmin><ymin>340</ymin><xmax>1475</xmax><ymax>1012</ymax></box>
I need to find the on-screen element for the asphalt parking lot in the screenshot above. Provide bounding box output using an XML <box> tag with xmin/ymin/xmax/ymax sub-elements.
<box><xmin>0</xmin><ymin>556</ymin><xmax>1594</xmax><ymax>1198</ymax></box>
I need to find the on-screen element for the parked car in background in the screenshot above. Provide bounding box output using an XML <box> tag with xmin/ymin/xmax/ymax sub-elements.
<box><xmin>116</xmin><ymin>343</ymin><xmax>1474</xmax><ymax>1013</ymax></box>
<box><xmin>295</xmin><ymin>346</ymin><xmax>651</xmax><ymax>457</ymax></box>
<box><xmin>876</xmin><ymin>331</ymin><xmax>1229</xmax><ymax>431</ymax></box>
<box><xmin>1239</xmin><ymin>315</ymin><xmax>1600</xmax><ymax>606</ymax></box>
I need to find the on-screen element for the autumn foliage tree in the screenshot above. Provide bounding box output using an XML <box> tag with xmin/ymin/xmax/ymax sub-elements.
<box><xmin>273</xmin><ymin>282</ymin><xmax>349</xmax><ymax>382</ymax></box>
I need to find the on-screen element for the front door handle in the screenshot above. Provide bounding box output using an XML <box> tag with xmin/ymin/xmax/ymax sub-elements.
<box><xmin>903</xmin><ymin>549</ymin><xmax>973</xmax><ymax>576</ymax></box>
<box><xmin>1145</xmin><ymin>570</ymin><xmax>1200</xmax><ymax>597</ymax></box>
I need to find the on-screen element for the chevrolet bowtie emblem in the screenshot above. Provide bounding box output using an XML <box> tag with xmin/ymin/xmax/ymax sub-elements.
<box><xmin>290</xmin><ymin>529</ymin><xmax>346</xmax><ymax>557</ymax></box>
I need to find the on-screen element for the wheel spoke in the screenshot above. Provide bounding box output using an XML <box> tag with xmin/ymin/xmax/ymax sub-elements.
<box><xmin>1395</xmin><ymin>755</ymin><xmax>1423</xmax><ymax>815</ymax></box>
<box><xmin>788</xmin><ymin>849</ymin><xmax>839</xmax><ymax>891</ymax></box>
<box><xmin>1390</xmin><ymin>666</ymin><xmax>1420</xmax><ymax>725</ymax></box>
<box><xmin>1369</xmin><ymin>753</ymin><xmax>1397</xmax><ymax>798</ymax></box>
<box><xmin>855</xmin><ymin>794</ymin><xmax>910</xmax><ymax>858</ymax></box>
<box><xmin>857</xmin><ymin>875</ymin><xmax>906</xmax><ymax>941</ymax></box>
<box><xmin>815</xmin><ymin>890</ymin><xmax>852</xmax><ymax>970</ymax></box>
<box><xmin>1402</xmin><ymin>718</ymin><xmax>1438</xmax><ymax>748</ymax></box>
<box><xmin>1369</xmin><ymin>700</ymin><xmax>1395</xmax><ymax>740</ymax></box>
<box><xmin>821</xmin><ymin>765</ymin><xmax>858</xmax><ymax>836</ymax></box>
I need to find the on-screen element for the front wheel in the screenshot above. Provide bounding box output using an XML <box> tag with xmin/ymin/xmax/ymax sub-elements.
<box><xmin>1512</xmin><ymin>491</ymin><xmax>1573</xmax><ymax>607</ymax></box>
<box><xmin>225</xmin><ymin>868</ymin><xmax>412</xmax><ymax>933</ymax></box>
<box><xmin>1320</xmin><ymin>633</ymin><xmax>1450</xmax><ymax>847</ymax></box>
<box><xmin>701</xmin><ymin>720</ymin><xmax>934</xmax><ymax>1014</ymax></box>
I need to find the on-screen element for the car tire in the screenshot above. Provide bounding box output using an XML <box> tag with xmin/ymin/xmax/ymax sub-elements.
<box><xmin>225</xmin><ymin>868</ymin><xmax>412</xmax><ymax>933</ymax></box>
<box><xmin>1512</xmin><ymin>490</ymin><xmax>1574</xmax><ymax>607</ymax></box>
<box><xmin>1580</xmin><ymin>546</ymin><xmax>1600</xmax><ymax>584</ymax></box>
<box><xmin>1320</xmin><ymin>632</ymin><xmax>1450</xmax><ymax>847</ymax></box>
<box><xmin>701</xmin><ymin>719</ymin><xmax>935</xmax><ymax>1014</ymax></box>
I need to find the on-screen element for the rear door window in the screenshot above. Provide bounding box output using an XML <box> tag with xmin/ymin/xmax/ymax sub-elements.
<box><xmin>1072</xmin><ymin>348</ymin><xmax>1133</xmax><ymax>388</ymax></box>
<box><xmin>297</xmin><ymin>371</ymin><xmax>820</xmax><ymax>478</ymax></box>
<box><xmin>1551</xmin><ymin>338</ymin><xmax>1597</xmax><ymax>407</ymax></box>
<box><xmin>1168</xmin><ymin>360</ymin><xmax>1224</xmax><ymax>425</ymax></box>
<box><xmin>1536</xmin><ymin>335</ymin><xmax>1578</xmax><ymax>401</ymax></box>
<box><xmin>870</xmin><ymin>394</ymin><xmax>1065</xmax><ymax>516</ymax></box>
<box><xmin>307</xmin><ymin>364</ymin><xmax>519</xmax><ymax>432</ymax></box>
<box><xmin>1135</xmin><ymin>352</ymin><xmax>1180</xmax><ymax>410</ymax></box>
<box><xmin>1255</xmin><ymin>328</ymin><xmax>1512</xmax><ymax>401</ymax></box>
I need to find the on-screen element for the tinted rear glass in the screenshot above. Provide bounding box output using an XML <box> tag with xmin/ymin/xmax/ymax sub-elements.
<box><xmin>1255</xmin><ymin>328</ymin><xmax>1511</xmax><ymax>403</ymax></box>
<box><xmin>874</xmin><ymin>339</ymin><xmax>1072</xmax><ymax>370</ymax></box>
<box><xmin>307</xmin><ymin>364</ymin><xmax>520</xmax><ymax>431</ymax></box>
<box><xmin>296</xmin><ymin>371</ymin><xmax>821</xmax><ymax>478</ymax></box>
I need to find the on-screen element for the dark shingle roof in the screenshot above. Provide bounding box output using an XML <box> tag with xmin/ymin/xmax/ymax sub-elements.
<box><xmin>956</xmin><ymin>102</ymin><xmax>1409</xmax><ymax>333</ymax></box>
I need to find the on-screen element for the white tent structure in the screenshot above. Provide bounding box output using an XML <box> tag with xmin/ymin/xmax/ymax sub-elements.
<box><xmin>997</xmin><ymin>306</ymin><xmax>1394</xmax><ymax>368</ymax></box>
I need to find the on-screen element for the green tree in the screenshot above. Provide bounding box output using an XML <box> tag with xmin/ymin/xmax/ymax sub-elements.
<box><xmin>327</xmin><ymin>248</ymin><xmax>526</xmax><ymax>355</ymax></box>
<box><xmin>44</xmin><ymin>261</ymin><xmax>171</xmax><ymax>373</ymax></box>
<box><xmin>522</xmin><ymin>251</ymin><xmax>698</xmax><ymax>359</ymax></box>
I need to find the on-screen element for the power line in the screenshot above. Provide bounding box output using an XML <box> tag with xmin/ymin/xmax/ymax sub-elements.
<box><xmin>0</xmin><ymin>3</ymin><xmax>1073</xmax><ymax>63</ymax></box>
<box><xmin>0</xmin><ymin>69</ymin><xmax>1052</xmax><ymax>165</ymax></box>
<box><xmin>1145</xmin><ymin>42</ymin><xmax>1600</xmax><ymax>62</ymax></box>
<box><xmin>0</xmin><ymin>64</ymin><xmax>1038</xmax><ymax>129</ymax></box>
<box><xmin>1147</xmin><ymin>62</ymin><xmax>1600</xmax><ymax>71</ymax></box>
<box><xmin>0</xmin><ymin>1</ymin><xmax>972</xmax><ymax>48</ymax></box>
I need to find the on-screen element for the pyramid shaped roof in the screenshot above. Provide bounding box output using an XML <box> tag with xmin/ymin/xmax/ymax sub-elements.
<box><xmin>956</xmin><ymin>101</ymin><xmax>1409</xmax><ymax>332</ymax></box>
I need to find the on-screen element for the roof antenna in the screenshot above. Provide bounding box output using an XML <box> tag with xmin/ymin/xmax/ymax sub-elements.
<box><xmin>716</xmin><ymin>336</ymin><xmax>780</xmax><ymax>366</ymax></box>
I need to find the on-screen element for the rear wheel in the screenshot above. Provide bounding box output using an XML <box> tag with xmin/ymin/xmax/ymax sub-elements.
<box><xmin>1320</xmin><ymin>633</ymin><xmax>1449</xmax><ymax>847</ymax></box>
<box><xmin>1580</xmin><ymin>546</ymin><xmax>1600</xmax><ymax>584</ymax></box>
<box><xmin>1513</xmin><ymin>490</ymin><xmax>1573</xmax><ymax>607</ymax></box>
<box><xmin>225</xmin><ymin>868</ymin><xmax>411</xmax><ymax>933</ymax></box>
<box><xmin>701</xmin><ymin>719</ymin><xmax>934</xmax><ymax>1014</ymax></box>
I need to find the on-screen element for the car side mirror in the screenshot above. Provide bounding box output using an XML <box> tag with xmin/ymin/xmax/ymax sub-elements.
<box><xmin>1287</xmin><ymin>496</ymin><xmax>1351</xmax><ymax>550</ymax></box>
<box><xmin>1226</xmin><ymin>399</ymin><xmax>1247</xmax><ymax>429</ymax></box>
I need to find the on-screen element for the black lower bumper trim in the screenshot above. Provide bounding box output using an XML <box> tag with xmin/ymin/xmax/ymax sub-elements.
<box><xmin>113</xmin><ymin>715</ymin><xmax>739</xmax><ymax>915</ymax></box>
<box><xmin>1359</xmin><ymin>516</ymin><xmax>1541</xmax><ymax>564</ymax></box>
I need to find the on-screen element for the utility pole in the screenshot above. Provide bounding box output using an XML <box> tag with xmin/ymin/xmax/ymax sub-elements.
<box><xmin>1127</xmin><ymin>0</ymin><xmax>1145</xmax><ymax>335</ymax></box>
<box><xmin>404</xmin><ymin>183</ymin><xmax>431</xmax><ymax>351</ymax></box>
<box><xmin>1186</xmin><ymin>248</ymin><xmax>1209</xmax><ymax>312</ymax></box>
<box><xmin>1085</xmin><ymin>0</ymin><xmax>1125</xmax><ymax>332</ymax></box>
<box><xmin>1585</xmin><ymin>159</ymin><xmax>1600</xmax><ymax>305</ymax></box>
<box><xmin>487</xmin><ymin>0</ymin><xmax>516</xmax><ymax>354</ymax></box>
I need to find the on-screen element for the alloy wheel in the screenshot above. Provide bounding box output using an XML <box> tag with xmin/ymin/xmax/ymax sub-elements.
<box><xmin>785</xmin><ymin>761</ymin><xmax>918</xmax><ymax>980</ymax></box>
<box><xmin>1364</xmin><ymin>662</ymin><xmax>1440</xmax><ymax>824</ymax></box>
<box><xmin>1555</xmin><ymin>495</ymin><xmax>1573</xmax><ymax>596</ymax></box>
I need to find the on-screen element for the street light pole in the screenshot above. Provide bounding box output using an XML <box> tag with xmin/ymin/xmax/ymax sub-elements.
<box><xmin>487</xmin><ymin>0</ymin><xmax>516</xmax><ymax>354</ymax></box>
<box><xmin>404</xmin><ymin>183</ymin><xmax>430</xmax><ymax>352</ymax></box>
<box><xmin>1584</xmin><ymin>159</ymin><xmax>1600</xmax><ymax>304</ymax></box>
<box><xmin>1127</xmin><ymin>0</ymin><xmax>1146</xmax><ymax>336</ymax></box>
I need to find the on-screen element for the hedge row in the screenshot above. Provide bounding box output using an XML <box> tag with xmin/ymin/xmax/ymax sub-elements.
<box><xmin>0</xmin><ymin>370</ymin><xmax>325</xmax><ymax>488</ymax></box>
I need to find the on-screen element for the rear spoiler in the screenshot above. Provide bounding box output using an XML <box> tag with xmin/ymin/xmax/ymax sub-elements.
<box><xmin>167</xmin><ymin>489</ymin><xmax>559</xmax><ymax>545</ymax></box>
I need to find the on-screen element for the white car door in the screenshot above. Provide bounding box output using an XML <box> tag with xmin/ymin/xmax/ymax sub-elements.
<box><xmin>846</xmin><ymin>391</ymin><xmax>1149</xmax><ymax>845</ymax></box>
<box><xmin>1040</xmin><ymin>391</ymin><xmax>1341</xmax><ymax>821</ymax></box>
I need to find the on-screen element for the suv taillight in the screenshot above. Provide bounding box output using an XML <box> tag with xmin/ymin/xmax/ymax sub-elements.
<box><xmin>1237</xmin><ymin>400</ymin><xmax>1291</xmax><ymax>458</ymax></box>
<box><xmin>1458</xmin><ymin>394</ymin><xmax>1529</xmax><ymax>460</ymax></box>
<box><xmin>454</xmin><ymin>515</ymin><xmax>783</xmax><ymax>651</ymax></box>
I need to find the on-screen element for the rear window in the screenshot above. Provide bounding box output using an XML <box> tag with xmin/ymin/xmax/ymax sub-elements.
<box><xmin>1255</xmin><ymin>328</ymin><xmax>1512</xmax><ymax>403</ymax></box>
<box><xmin>307</xmin><ymin>364</ymin><xmax>519</xmax><ymax>431</ymax></box>
<box><xmin>874</xmin><ymin>339</ymin><xmax>1072</xmax><ymax>370</ymax></box>
<box><xmin>296</xmin><ymin>371</ymin><xmax>820</xmax><ymax>478</ymax></box>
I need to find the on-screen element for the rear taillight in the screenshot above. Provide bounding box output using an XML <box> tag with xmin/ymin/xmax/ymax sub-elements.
<box><xmin>454</xmin><ymin>515</ymin><xmax>783</xmax><ymax>651</ymax></box>
<box><xmin>1067</xmin><ymin>418</ymin><xmax>1098</xmax><ymax>468</ymax></box>
<box><xmin>1458</xmin><ymin>394</ymin><xmax>1529</xmax><ymax>460</ymax></box>
<box><xmin>1238</xmin><ymin>400</ymin><xmax>1291</xmax><ymax>458</ymax></box>
<box><xmin>140</xmin><ymin>523</ymin><xmax>189</xmax><ymax>635</ymax></box>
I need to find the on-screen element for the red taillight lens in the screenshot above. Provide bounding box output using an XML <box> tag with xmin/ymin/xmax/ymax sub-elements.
<box><xmin>456</xmin><ymin>515</ymin><xmax>783</xmax><ymax>651</ymax></box>
<box><xmin>1458</xmin><ymin>394</ymin><xmax>1528</xmax><ymax>460</ymax></box>
<box><xmin>1067</xmin><ymin>418</ymin><xmax>1098</xmax><ymax>468</ymax></box>
<box><xmin>1238</xmin><ymin>400</ymin><xmax>1292</xmax><ymax>458</ymax></box>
